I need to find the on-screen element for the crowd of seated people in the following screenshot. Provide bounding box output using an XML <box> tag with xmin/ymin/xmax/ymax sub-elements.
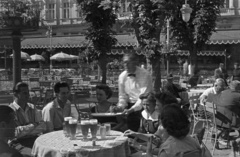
<box><xmin>1</xmin><ymin>75</ymin><xmax>215</xmax><ymax>157</ymax></box>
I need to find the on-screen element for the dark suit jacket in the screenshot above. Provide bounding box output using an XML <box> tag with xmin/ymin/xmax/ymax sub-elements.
<box><xmin>214</xmin><ymin>89</ymin><xmax>240</xmax><ymax>127</ymax></box>
<box><xmin>214</xmin><ymin>68</ymin><xmax>228</xmax><ymax>79</ymax></box>
<box><xmin>233</xmin><ymin>68</ymin><xmax>240</xmax><ymax>81</ymax></box>
<box><xmin>162</xmin><ymin>82</ymin><xmax>184</xmax><ymax>99</ymax></box>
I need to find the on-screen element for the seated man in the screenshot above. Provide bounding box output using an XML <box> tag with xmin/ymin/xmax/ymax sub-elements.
<box><xmin>42</xmin><ymin>82</ymin><xmax>72</xmax><ymax>132</ymax></box>
<box><xmin>0</xmin><ymin>106</ymin><xmax>23</xmax><ymax>157</ymax></box>
<box><xmin>162</xmin><ymin>74</ymin><xmax>188</xmax><ymax>107</ymax></box>
<box><xmin>198</xmin><ymin>78</ymin><xmax>226</xmax><ymax>119</ymax></box>
<box><xmin>9</xmin><ymin>82</ymin><xmax>46</xmax><ymax>157</ymax></box>
<box><xmin>199</xmin><ymin>78</ymin><xmax>226</xmax><ymax>105</ymax></box>
<box><xmin>212</xmin><ymin>80</ymin><xmax>240</xmax><ymax>127</ymax></box>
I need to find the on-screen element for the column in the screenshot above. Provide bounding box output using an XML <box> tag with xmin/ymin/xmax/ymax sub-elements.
<box><xmin>229</xmin><ymin>0</ymin><xmax>234</xmax><ymax>8</ymax></box>
<box><xmin>12</xmin><ymin>30</ymin><xmax>22</xmax><ymax>86</ymax></box>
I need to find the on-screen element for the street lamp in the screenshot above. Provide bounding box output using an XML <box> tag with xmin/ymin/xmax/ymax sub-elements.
<box><xmin>180</xmin><ymin>0</ymin><xmax>193</xmax><ymax>23</ymax></box>
<box><xmin>166</xmin><ymin>1</ymin><xmax>192</xmax><ymax>75</ymax></box>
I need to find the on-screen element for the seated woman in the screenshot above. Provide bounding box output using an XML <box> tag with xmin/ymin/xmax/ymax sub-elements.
<box><xmin>124</xmin><ymin>93</ymin><xmax>163</xmax><ymax>154</ymax></box>
<box><xmin>139</xmin><ymin>92</ymin><xmax>160</xmax><ymax>134</ymax></box>
<box><xmin>91</xmin><ymin>84</ymin><xmax>125</xmax><ymax>131</ymax></box>
<box><xmin>158</xmin><ymin>104</ymin><xmax>206</xmax><ymax>157</ymax></box>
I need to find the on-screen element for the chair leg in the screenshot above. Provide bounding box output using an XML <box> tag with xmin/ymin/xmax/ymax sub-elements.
<box><xmin>211</xmin><ymin>125</ymin><xmax>218</xmax><ymax>156</ymax></box>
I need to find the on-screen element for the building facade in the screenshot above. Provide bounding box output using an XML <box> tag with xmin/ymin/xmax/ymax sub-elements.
<box><xmin>0</xmin><ymin>0</ymin><xmax>240</xmax><ymax>72</ymax></box>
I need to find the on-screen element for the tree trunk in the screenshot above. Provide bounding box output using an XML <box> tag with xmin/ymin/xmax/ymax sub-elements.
<box><xmin>98</xmin><ymin>54</ymin><xmax>108</xmax><ymax>84</ymax></box>
<box><xmin>152</xmin><ymin>58</ymin><xmax>161</xmax><ymax>93</ymax></box>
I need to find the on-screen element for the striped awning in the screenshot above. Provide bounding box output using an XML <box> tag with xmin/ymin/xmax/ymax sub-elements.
<box><xmin>208</xmin><ymin>30</ymin><xmax>240</xmax><ymax>44</ymax></box>
<box><xmin>174</xmin><ymin>50</ymin><xmax>225</xmax><ymax>56</ymax></box>
<box><xmin>21</xmin><ymin>35</ymin><xmax>138</xmax><ymax>49</ymax></box>
<box><xmin>108</xmin><ymin>49</ymin><xmax>226</xmax><ymax>56</ymax></box>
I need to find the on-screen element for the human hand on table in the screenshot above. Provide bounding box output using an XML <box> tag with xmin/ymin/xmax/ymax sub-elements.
<box><xmin>123</xmin><ymin>129</ymin><xmax>136</xmax><ymax>136</ymax></box>
<box><xmin>110</xmin><ymin>106</ymin><xmax>124</xmax><ymax>113</ymax></box>
<box><xmin>122</xmin><ymin>108</ymin><xmax>134</xmax><ymax>115</ymax></box>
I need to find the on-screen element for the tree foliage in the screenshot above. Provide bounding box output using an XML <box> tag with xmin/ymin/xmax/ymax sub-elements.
<box><xmin>77</xmin><ymin>0</ymin><xmax>119</xmax><ymax>83</ymax></box>
<box><xmin>170</xmin><ymin>0</ymin><xmax>225</xmax><ymax>65</ymax></box>
<box><xmin>130</xmin><ymin>0</ymin><xmax>224</xmax><ymax>90</ymax></box>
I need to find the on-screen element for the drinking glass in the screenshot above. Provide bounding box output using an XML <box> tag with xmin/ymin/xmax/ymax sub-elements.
<box><xmin>64</xmin><ymin>117</ymin><xmax>72</xmax><ymax>137</ymax></box>
<box><xmin>100</xmin><ymin>125</ymin><xmax>106</xmax><ymax>139</ymax></box>
<box><xmin>89</xmin><ymin>119</ymin><xmax>98</xmax><ymax>140</ymax></box>
<box><xmin>81</xmin><ymin>120</ymin><xmax>90</xmax><ymax>141</ymax></box>
<box><xmin>76</xmin><ymin>122</ymin><xmax>82</xmax><ymax>136</ymax></box>
<box><xmin>105</xmin><ymin>123</ymin><xmax>111</xmax><ymax>136</ymax></box>
<box><xmin>69</xmin><ymin>119</ymin><xmax>78</xmax><ymax>140</ymax></box>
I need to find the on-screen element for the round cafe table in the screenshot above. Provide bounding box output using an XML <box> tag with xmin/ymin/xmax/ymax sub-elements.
<box><xmin>31</xmin><ymin>130</ymin><xmax>129</xmax><ymax>157</ymax></box>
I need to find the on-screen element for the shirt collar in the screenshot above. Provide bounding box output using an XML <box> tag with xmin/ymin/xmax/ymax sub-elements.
<box><xmin>12</xmin><ymin>101</ymin><xmax>31</xmax><ymax>111</ymax></box>
<box><xmin>141</xmin><ymin>110</ymin><xmax>159</xmax><ymax>121</ymax></box>
<box><xmin>53</xmin><ymin>98</ymin><xmax>70</xmax><ymax>108</ymax></box>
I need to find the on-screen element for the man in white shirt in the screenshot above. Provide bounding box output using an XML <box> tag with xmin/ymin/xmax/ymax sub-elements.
<box><xmin>199</xmin><ymin>78</ymin><xmax>225</xmax><ymax>105</ymax></box>
<box><xmin>9</xmin><ymin>82</ymin><xmax>46</xmax><ymax>157</ymax></box>
<box><xmin>42</xmin><ymin>82</ymin><xmax>71</xmax><ymax>132</ymax></box>
<box><xmin>114</xmin><ymin>52</ymin><xmax>153</xmax><ymax>131</ymax></box>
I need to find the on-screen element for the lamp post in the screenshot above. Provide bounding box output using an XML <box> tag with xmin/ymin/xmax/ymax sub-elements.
<box><xmin>47</xmin><ymin>25</ymin><xmax>53</xmax><ymax>72</ymax></box>
<box><xmin>166</xmin><ymin>0</ymin><xmax>192</xmax><ymax>75</ymax></box>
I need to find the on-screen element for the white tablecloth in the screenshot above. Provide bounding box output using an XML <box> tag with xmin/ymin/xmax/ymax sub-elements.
<box><xmin>32</xmin><ymin>130</ymin><xmax>129</xmax><ymax>157</ymax></box>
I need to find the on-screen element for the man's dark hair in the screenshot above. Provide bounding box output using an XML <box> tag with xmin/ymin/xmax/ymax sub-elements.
<box><xmin>161</xmin><ymin>104</ymin><xmax>190</xmax><ymax>138</ymax></box>
<box><xmin>123</xmin><ymin>51</ymin><xmax>138</xmax><ymax>62</ymax></box>
<box><xmin>0</xmin><ymin>106</ymin><xmax>14</xmax><ymax>124</ymax></box>
<box><xmin>139</xmin><ymin>92</ymin><xmax>156</xmax><ymax>105</ymax></box>
<box><xmin>155</xmin><ymin>92</ymin><xmax>178</xmax><ymax>107</ymax></box>
<box><xmin>96</xmin><ymin>84</ymin><xmax>112</xmax><ymax>99</ymax></box>
<box><xmin>54</xmin><ymin>82</ymin><xmax>70</xmax><ymax>93</ymax></box>
<box><xmin>13</xmin><ymin>82</ymin><xmax>29</xmax><ymax>94</ymax></box>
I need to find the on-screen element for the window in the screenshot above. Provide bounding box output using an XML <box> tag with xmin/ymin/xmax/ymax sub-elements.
<box><xmin>46</xmin><ymin>3</ymin><xmax>55</xmax><ymax>20</ymax></box>
<box><xmin>224</xmin><ymin>0</ymin><xmax>229</xmax><ymax>8</ymax></box>
<box><xmin>63</xmin><ymin>2</ymin><xmax>70</xmax><ymax>19</ymax></box>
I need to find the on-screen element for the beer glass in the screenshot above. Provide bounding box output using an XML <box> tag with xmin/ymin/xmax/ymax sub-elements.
<box><xmin>105</xmin><ymin>123</ymin><xmax>111</xmax><ymax>136</ymax></box>
<box><xmin>89</xmin><ymin>119</ymin><xmax>98</xmax><ymax>140</ymax></box>
<box><xmin>81</xmin><ymin>120</ymin><xmax>90</xmax><ymax>141</ymax></box>
<box><xmin>100</xmin><ymin>125</ymin><xmax>106</xmax><ymax>139</ymax></box>
<box><xmin>76</xmin><ymin>122</ymin><xmax>81</xmax><ymax>136</ymax></box>
<box><xmin>69</xmin><ymin>119</ymin><xmax>78</xmax><ymax>140</ymax></box>
<box><xmin>64</xmin><ymin>117</ymin><xmax>72</xmax><ymax>137</ymax></box>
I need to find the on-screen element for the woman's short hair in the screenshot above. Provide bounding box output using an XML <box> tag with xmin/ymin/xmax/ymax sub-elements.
<box><xmin>13</xmin><ymin>82</ymin><xmax>29</xmax><ymax>94</ymax></box>
<box><xmin>96</xmin><ymin>84</ymin><xmax>112</xmax><ymax>99</ymax></box>
<box><xmin>160</xmin><ymin>104</ymin><xmax>190</xmax><ymax>138</ymax></box>
<box><xmin>139</xmin><ymin>92</ymin><xmax>156</xmax><ymax>105</ymax></box>
<box><xmin>54</xmin><ymin>82</ymin><xmax>70</xmax><ymax>93</ymax></box>
<box><xmin>155</xmin><ymin>92</ymin><xmax>178</xmax><ymax>107</ymax></box>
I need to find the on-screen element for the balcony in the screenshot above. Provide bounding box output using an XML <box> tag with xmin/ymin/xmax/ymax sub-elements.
<box><xmin>220</xmin><ymin>8</ymin><xmax>236</xmax><ymax>16</ymax></box>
